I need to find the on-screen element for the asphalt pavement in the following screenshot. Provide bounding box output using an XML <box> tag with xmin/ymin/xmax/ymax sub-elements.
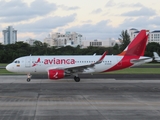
<box><xmin>0</xmin><ymin>76</ymin><xmax>160</xmax><ymax>120</ymax></box>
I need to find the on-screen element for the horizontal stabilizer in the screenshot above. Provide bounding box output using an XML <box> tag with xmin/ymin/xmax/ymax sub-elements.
<box><xmin>130</xmin><ymin>57</ymin><xmax>152</xmax><ymax>64</ymax></box>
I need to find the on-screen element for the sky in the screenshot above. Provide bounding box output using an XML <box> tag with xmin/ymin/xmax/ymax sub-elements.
<box><xmin>0</xmin><ymin>0</ymin><xmax>160</xmax><ymax>43</ymax></box>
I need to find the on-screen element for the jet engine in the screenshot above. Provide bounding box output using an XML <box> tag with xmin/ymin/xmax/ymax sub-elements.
<box><xmin>48</xmin><ymin>69</ymin><xmax>65</xmax><ymax>80</ymax></box>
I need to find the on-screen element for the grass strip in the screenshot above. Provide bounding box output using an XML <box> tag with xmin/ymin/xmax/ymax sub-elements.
<box><xmin>0</xmin><ymin>63</ymin><xmax>7</xmax><ymax>67</ymax></box>
<box><xmin>106</xmin><ymin>68</ymin><xmax>160</xmax><ymax>74</ymax></box>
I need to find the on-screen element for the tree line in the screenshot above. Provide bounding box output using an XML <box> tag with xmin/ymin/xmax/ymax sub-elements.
<box><xmin>0</xmin><ymin>30</ymin><xmax>160</xmax><ymax>63</ymax></box>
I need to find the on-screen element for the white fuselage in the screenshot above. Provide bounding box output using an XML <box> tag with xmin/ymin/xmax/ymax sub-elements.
<box><xmin>6</xmin><ymin>55</ymin><xmax>152</xmax><ymax>74</ymax></box>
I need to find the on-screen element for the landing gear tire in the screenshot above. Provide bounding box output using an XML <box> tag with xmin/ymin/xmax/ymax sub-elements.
<box><xmin>74</xmin><ymin>76</ymin><xmax>80</xmax><ymax>82</ymax></box>
<box><xmin>27</xmin><ymin>78</ymin><xmax>31</xmax><ymax>82</ymax></box>
<box><xmin>27</xmin><ymin>73</ymin><xmax>32</xmax><ymax>82</ymax></box>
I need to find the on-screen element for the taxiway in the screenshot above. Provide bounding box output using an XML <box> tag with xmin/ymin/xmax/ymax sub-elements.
<box><xmin>0</xmin><ymin>76</ymin><xmax>160</xmax><ymax>120</ymax></box>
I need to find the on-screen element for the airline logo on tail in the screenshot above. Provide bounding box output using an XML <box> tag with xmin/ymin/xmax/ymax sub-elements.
<box><xmin>119</xmin><ymin>30</ymin><xmax>148</xmax><ymax>56</ymax></box>
<box><xmin>104</xmin><ymin>30</ymin><xmax>149</xmax><ymax>72</ymax></box>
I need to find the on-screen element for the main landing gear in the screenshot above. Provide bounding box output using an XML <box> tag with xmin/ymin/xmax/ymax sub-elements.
<box><xmin>74</xmin><ymin>76</ymin><xmax>80</xmax><ymax>82</ymax></box>
<box><xmin>26</xmin><ymin>74</ymin><xmax>32</xmax><ymax>82</ymax></box>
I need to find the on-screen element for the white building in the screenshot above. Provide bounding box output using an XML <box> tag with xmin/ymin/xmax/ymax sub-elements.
<box><xmin>129</xmin><ymin>28</ymin><xmax>160</xmax><ymax>44</ymax></box>
<box><xmin>44</xmin><ymin>32</ymin><xmax>83</xmax><ymax>47</ymax></box>
<box><xmin>2</xmin><ymin>26</ymin><xmax>17</xmax><ymax>45</ymax></box>
<box><xmin>148</xmin><ymin>30</ymin><xmax>160</xmax><ymax>44</ymax></box>
<box><xmin>128</xmin><ymin>28</ymin><xmax>139</xmax><ymax>41</ymax></box>
<box><xmin>82</xmin><ymin>39</ymin><xmax>115</xmax><ymax>48</ymax></box>
<box><xmin>26</xmin><ymin>38</ymin><xmax>37</xmax><ymax>46</ymax></box>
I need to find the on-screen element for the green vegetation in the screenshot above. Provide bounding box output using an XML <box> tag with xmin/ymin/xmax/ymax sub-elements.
<box><xmin>1</xmin><ymin>68</ymin><xmax>160</xmax><ymax>75</ymax></box>
<box><xmin>0</xmin><ymin>69</ymin><xmax>13</xmax><ymax>74</ymax></box>
<box><xmin>0</xmin><ymin>63</ymin><xmax>7</xmax><ymax>67</ymax></box>
<box><xmin>106</xmin><ymin>68</ymin><xmax>160</xmax><ymax>74</ymax></box>
<box><xmin>0</xmin><ymin>41</ymin><xmax>159</xmax><ymax>63</ymax></box>
<box><xmin>0</xmin><ymin>42</ymin><xmax>111</xmax><ymax>63</ymax></box>
<box><xmin>118</xmin><ymin>30</ymin><xmax>130</xmax><ymax>51</ymax></box>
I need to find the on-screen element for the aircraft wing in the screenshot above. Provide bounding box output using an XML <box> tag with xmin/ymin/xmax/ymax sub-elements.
<box><xmin>47</xmin><ymin>51</ymin><xmax>107</xmax><ymax>73</ymax></box>
<box><xmin>66</xmin><ymin>51</ymin><xmax>107</xmax><ymax>73</ymax></box>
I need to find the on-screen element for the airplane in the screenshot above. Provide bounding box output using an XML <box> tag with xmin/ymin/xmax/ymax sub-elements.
<box><xmin>153</xmin><ymin>52</ymin><xmax>160</xmax><ymax>62</ymax></box>
<box><xmin>6</xmin><ymin>30</ymin><xmax>153</xmax><ymax>82</ymax></box>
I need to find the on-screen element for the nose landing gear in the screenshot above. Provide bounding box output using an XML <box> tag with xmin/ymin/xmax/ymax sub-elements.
<box><xmin>26</xmin><ymin>74</ymin><xmax>32</xmax><ymax>82</ymax></box>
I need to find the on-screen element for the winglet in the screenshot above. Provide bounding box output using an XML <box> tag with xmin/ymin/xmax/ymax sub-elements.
<box><xmin>94</xmin><ymin>51</ymin><xmax>107</xmax><ymax>64</ymax></box>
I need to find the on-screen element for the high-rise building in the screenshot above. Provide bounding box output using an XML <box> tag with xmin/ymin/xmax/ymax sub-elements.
<box><xmin>2</xmin><ymin>26</ymin><xmax>17</xmax><ymax>45</ymax></box>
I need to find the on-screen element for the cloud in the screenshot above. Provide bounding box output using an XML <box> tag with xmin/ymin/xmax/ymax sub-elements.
<box><xmin>66</xmin><ymin>20</ymin><xmax>121</xmax><ymax>40</ymax></box>
<box><xmin>66</xmin><ymin>14</ymin><xmax>160</xmax><ymax>40</ymax></box>
<box><xmin>91</xmin><ymin>9</ymin><xmax>102</xmax><ymax>14</ymax></box>
<box><xmin>130</xmin><ymin>3</ymin><xmax>144</xmax><ymax>7</ymax></box>
<box><xmin>12</xmin><ymin>14</ymin><xmax>160</xmax><ymax>41</ymax></box>
<box><xmin>118</xmin><ymin>2</ymin><xmax>144</xmax><ymax>8</ymax></box>
<box><xmin>105</xmin><ymin>0</ymin><xmax>143</xmax><ymax>8</ymax></box>
<box><xmin>67</xmin><ymin>20</ymin><xmax>110</xmax><ymax>33</ymax></box>
<box><xmin>118</xmin><ymin>16</ymin><xmax>160</xmax><ymax>31</ymax></box>
<box><xmin>81</xmin><ymin>20</ymin><xmax>92</xmax><ymax>23</ymax></box>
<box><xmin>105</xmin><ymin>0</ymin><xmax>115</xmax><ymax>7</ymax></box>
<box><xmin>15</xmin><ymin>14</ymin><xmax>77</xmax><ymax>33</ymax></box>
<box><xmin>0</xmin><ymin>16</ymin><xmax>35</xmax><ymax>23</ymax></box>
<box><xmin>119</xmin><ymin>17</ymin><xmax>149</xmax><ymax>29</ymax></box>
<box><xmin>0</xmin><ymin>0</ymin><xmax>57</xmax><ymax>22</ymax></box>
<box><xmin>59</xmin><ymin>5</ymin><xmax>80</xmax><ymax>10</ymax></box>
<box><xmin>122</xmin><ymin>7</ymin><xmax>156</xmax><ymax>17</ymax></box>
<box><xmin>149</xmin><ymin>16</ymin><xmax>160</xmax><ymax>27</ymax></box>
<box><xmin>106</xmin><ymin>1</ymin><xmax>147</xmax><ymax>9</ymax></box>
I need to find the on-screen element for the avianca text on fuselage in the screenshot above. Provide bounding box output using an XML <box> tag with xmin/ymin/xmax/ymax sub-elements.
<box><xmin>44</xmin><ymin>58</ymin><xmax>76</xmax><ymax>65</ymax></box>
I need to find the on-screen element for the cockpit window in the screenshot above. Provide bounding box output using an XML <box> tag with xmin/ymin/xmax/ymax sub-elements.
<box><xmin>14</xmin><ymin>61</ymin><xmax>20</xmax><ymax>63</ymax></box>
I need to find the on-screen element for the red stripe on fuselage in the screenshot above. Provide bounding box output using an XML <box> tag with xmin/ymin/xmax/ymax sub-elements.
<box><xmin>103</xmin><ymin>55</ymin><xmax>139</xmax><ymax>72</ymax></box>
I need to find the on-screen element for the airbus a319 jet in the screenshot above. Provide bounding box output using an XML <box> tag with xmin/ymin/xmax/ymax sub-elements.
<box><xmin>6</xmin><ymin>30</ymin><xmax>153</xmax><ymax>82</ymax></box>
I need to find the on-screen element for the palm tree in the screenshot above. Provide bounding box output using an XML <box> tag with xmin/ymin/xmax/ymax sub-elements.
<box><xmin>118</xmin><ymin>30</ymin><xmax>130</xmax><ymax>52</ymax></box>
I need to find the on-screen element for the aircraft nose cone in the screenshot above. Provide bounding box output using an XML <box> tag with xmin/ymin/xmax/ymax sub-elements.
<box><xmin>6</xmin><ymin>64</ymin><xmax>11</xmax><ymax>71</ymax></box>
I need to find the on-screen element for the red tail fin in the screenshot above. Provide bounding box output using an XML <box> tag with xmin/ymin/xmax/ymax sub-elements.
<box><xmin>119</xmin><ymin>30</ymin><xmax>148</xmax><ymax>56</ymax></box>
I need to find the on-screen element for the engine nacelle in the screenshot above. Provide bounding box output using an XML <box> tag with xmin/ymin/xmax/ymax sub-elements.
<box><xmin>48</xmin><ymin>69</ymin><xmax>65</xmax><ymax>80</ymax></box>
